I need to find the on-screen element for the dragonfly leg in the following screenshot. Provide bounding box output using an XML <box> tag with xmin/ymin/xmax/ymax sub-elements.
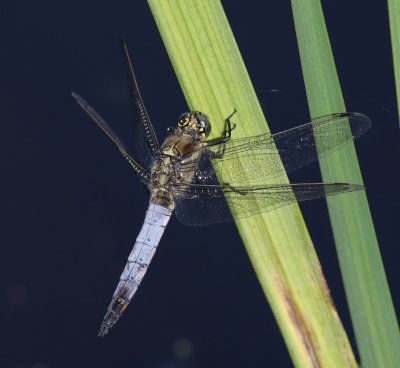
<box><xmin>224</xmin><ymin>108</ymin><xmax>237</xmax><ymax>139</ymax></box>
<box><xmin>202</xmin><ymin>108</ymin><xmax>237</xmax><ymax>148</ymax></box>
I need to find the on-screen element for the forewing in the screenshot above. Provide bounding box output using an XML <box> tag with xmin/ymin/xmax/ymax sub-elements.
<box><xmin>120</xmin><ymin>39</ymin><xmax>160</xmax><ymax>169</ymax></box>
<box><xmin>179</xmin><ymin>112</ymin><xmax>371</xmax><ymax>186</ymax></box>
<box><xmin>175</xmin><ymin>182</ymin><xmax>364</xmax><ymax>226</ymax></box>
<box><xmin>72</xmin><ymin>92</ymin><xmax>150</xmax><ymax>183</ymax></box>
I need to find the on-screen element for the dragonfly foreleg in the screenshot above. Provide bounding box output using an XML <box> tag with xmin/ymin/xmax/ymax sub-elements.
<box><xmin>202</xmin><ymin>109</ymin><xmax>237</xmax><ymax>148</ymax></box>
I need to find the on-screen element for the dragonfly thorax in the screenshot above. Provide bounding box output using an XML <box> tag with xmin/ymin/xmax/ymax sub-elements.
<box><xmin>177</xmin><ymin>111</ymin><xmax>211</xmax><ymax>140</ymax></box>
<box><xmin>150</xmin><ymin>129</ymin><xmax>204</xmax><ymax>210</ymax></box>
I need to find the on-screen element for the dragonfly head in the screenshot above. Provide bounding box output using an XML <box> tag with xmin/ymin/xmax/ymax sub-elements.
<box><xmin>177</xmin><ymin>111</ymin><xmax>211</xmax><ymax>140</ymax></box>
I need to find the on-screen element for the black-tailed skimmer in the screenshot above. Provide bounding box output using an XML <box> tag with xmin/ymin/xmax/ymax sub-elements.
<box><xmin>72</xmin><ymin>40</ymin><xmax>371</xmax><ymax>337</ymax></box>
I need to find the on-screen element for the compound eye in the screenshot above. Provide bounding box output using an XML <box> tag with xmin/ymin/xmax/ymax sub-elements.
<box><xmin>178</xmin><ymin>112</ymin><xmax>191</xmax><ymax>121</ymax></box>
<box><xmin>177</xmin><ymin>112</ymin><xmax>191</xmax><ymax>128</ymax></box>
<box><xmin>195</xmin><ymin>114</ymin><xmax>208</xmax><ymax>125</ymax></box>
<box><xmin>195</xmin><ymin>113</ymin><xmax>211</xmax><ymax>138</ymax></box>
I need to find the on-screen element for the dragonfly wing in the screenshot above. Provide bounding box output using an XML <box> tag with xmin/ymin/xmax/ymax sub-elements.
<box><xmin>120</xmin><ymin>39</ymin><xmax>160</xmax><ymax>168</ymax></box>
<box><xmin>175</xmin><ymin>182</ymin><xmax>364</xmax><ymax>226</ymax></box>
<box><xmin>72</xmin><ymin>92</ymin><xmax>150</xmax><ymax>183</ymax></box>
<box><xmin>273</xmin><ymin>112</ymin><xmax>371</xmax><ymax>172</ymax></box>
<box><xmin>179</xmin><ymin>112</ymin><xmax>371</xmax><ymax>186</ymax></box>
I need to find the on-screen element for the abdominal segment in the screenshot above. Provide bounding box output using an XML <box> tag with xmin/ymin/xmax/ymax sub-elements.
<box><xmin>98</xmin><ymin>203</ymin><xmax>172</xmax><ymax>336</ymax></box>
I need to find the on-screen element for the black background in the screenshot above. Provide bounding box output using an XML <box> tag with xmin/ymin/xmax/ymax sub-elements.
<box><xmin>1</xmin><ymin>1</ymin><xmax>399</xmax><ymax>368</ymax></box>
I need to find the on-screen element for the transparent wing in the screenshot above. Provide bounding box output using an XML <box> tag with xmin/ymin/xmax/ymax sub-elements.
<box><xmin>175</xmin><ymin>181</ymin><xmax>364</xmax><ymax>226</ymax></box>
<box><xmin>179</xmin><ymin>112</ymin><xmax>371</xmax><ymax>186</ymax></box>
<box><xmin>120</xmin><ymin>39</ymin><xmax>160</xmax><ymax>169</ymax></box>
<box><xmin>71</xmin><ymin>92</ymin><xmax>151</xmax><ymax>183</ymax></box>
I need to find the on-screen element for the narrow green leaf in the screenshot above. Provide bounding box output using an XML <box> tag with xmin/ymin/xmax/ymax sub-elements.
<box><xmin>291</xmin><ymin>1</ymin><xmax>400</xmax><ymax>367</ymax></box>
<box><xmin>148</xmin><ymin>1</ymin><xmax>359</xmax><ymax>366</ymax></box>
<box><xmin>388</xmin><ymin>0</ymin><xmax>400</xmax><ymax>125</ymax></box>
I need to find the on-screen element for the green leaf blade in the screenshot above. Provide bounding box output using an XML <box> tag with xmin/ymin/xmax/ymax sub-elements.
<box><xmin>148</xmin><ymin>1</ymin><xmax>361</xmax><ymax>366</ymax></box>
<box><xmin>291</xmin><ymin>1</ymin><xmax>400</xmax><ymax>367</ymax></box>
<box><xmin>388</xmin><ymin>0</ymin><xmax>400</xmax><ymax>125</ymax></box>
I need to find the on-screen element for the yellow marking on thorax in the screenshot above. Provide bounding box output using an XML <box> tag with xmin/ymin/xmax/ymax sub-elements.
<box><xmin>158</xmin><ymin>174</ymin><xmax>169</xmax><ymax>185</ymax></box>
<box><xmin>161</xmin><ymin>145</ymin><xmax>178</xmax><ymax>157</ymax></box>
<box><xmin>162</xmin><ymin>156</ymin><xmax>171</xmax><ymax>165</ymax></box>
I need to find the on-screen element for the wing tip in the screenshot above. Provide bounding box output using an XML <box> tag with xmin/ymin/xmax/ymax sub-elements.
<box><xmin>71</xmin><ymin>91</ymin><xmax>79</xmax><ymax>102</ymax></box>
<box><xmin>331</xmin><ymin>182</ymin><xmax>365</xmax><ymax>193</ymax></box>
<box><xmin>119</xmin><ymin>36</ymin><xmax>127</xmax><ymax>47</ymax></box>
<box><xmin>71</xmin><ymin>91</ymin><xmax>83</xmax><ymax>104</ymax></box>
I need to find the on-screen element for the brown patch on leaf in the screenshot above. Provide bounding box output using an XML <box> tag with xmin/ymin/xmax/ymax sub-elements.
<box><xmin>273</xmin><ymin>271</ymin><xmax>356</xmax><ymax>368</ymax></box>
<box><xmin>273</xmin><ymin>272</ymin><xmax>321</xmax><ymax>368</ymax></box>
<box><xmin>316</xmin><ymin>267</ymin><xmax>356</xmax><ymax>366</ymax></box>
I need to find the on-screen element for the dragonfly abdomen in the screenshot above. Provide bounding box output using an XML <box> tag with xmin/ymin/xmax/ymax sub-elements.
<box><xmin>98</xmin><ymin>203</ymin><xmax>172</xmax><ymax>336</ymax></box>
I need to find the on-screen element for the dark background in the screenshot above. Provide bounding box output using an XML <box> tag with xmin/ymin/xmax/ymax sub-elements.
<box><xmin>1</xmin><ymin>1</ymin><xmax>399</xmax><ymax>367</ymax></box>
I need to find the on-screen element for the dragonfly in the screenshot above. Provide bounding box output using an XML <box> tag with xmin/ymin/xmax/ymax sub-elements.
<box><xmin>72</xmin><ymin>40</ymin><xmax>371</xmax><ymax>337</ymax></box>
